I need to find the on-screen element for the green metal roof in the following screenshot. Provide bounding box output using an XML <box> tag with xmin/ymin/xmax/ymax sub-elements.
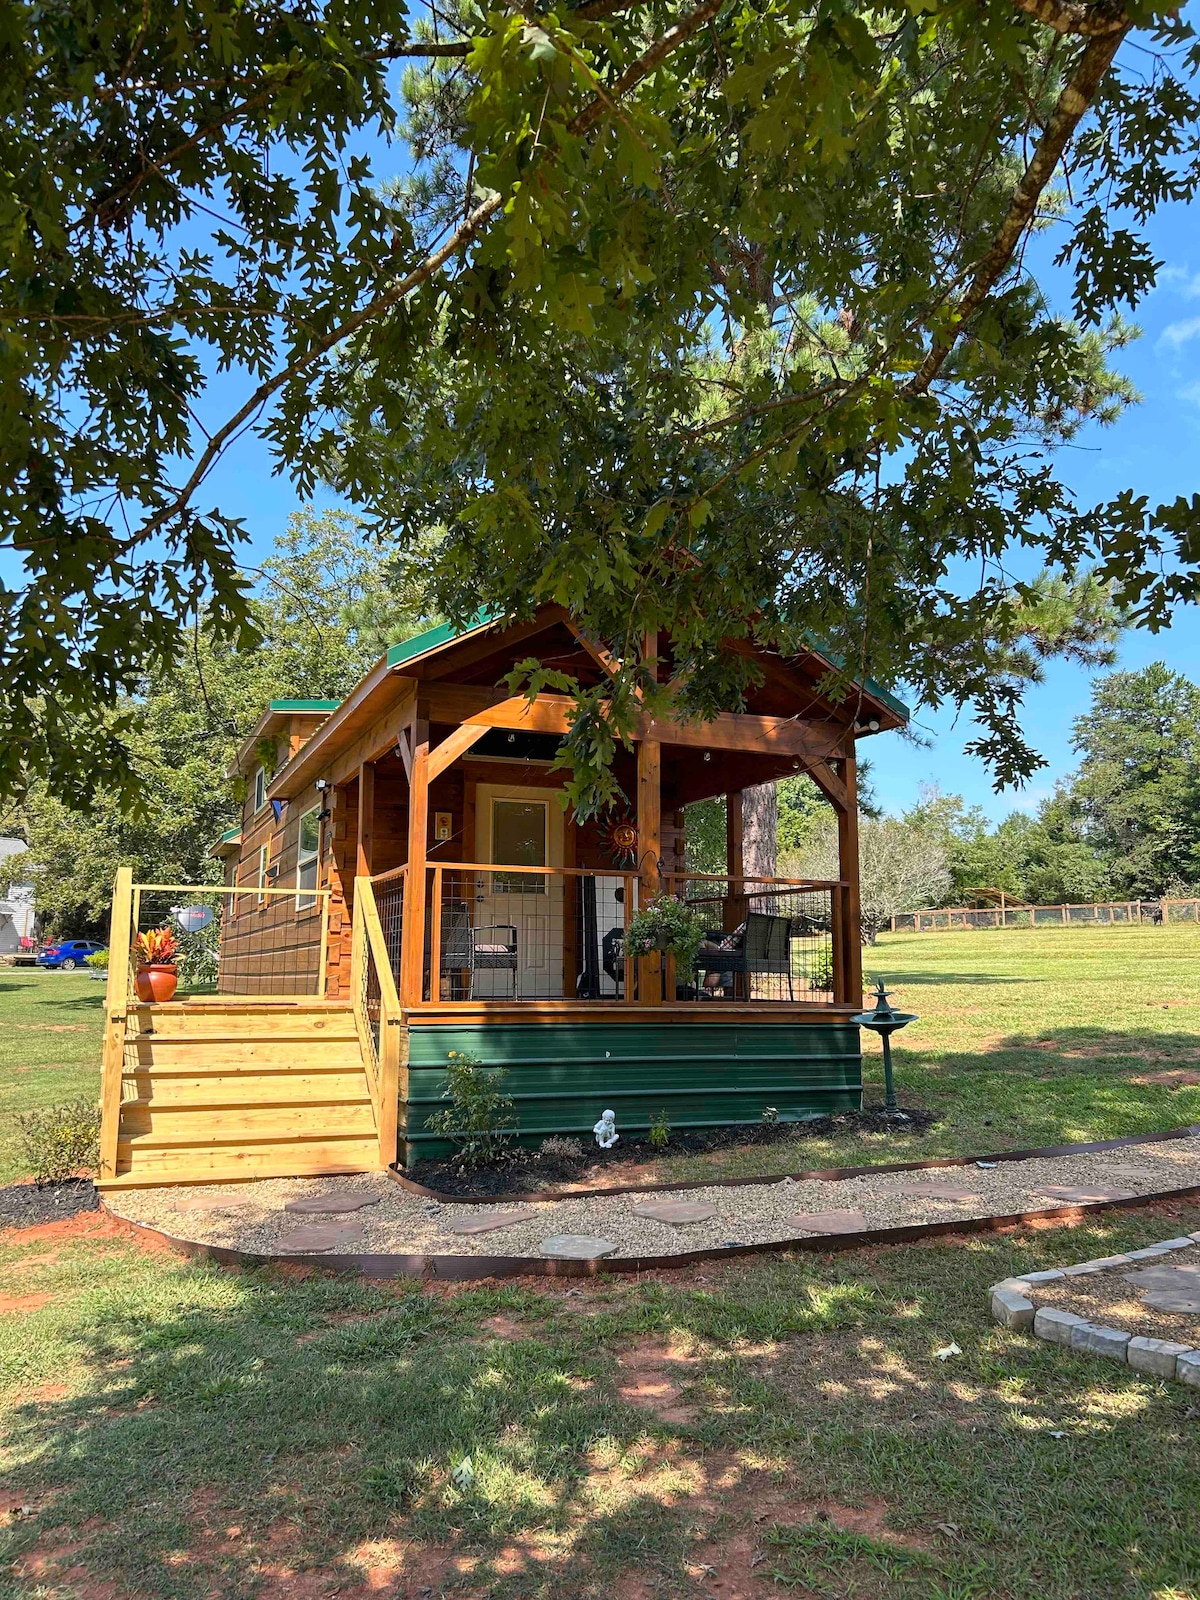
<box><xmin>383</xmin><ymin>609</ymin><xmax>909</xmax><ymax>724</ymax></box>
<box><xmin>268</xmin><ymin>699</ymin><xmax>341</xmax><ymax>712</ymax></box>
<box><xmin>385</xmin><ymin>609</ymin><xmax>500</xmax><ymax>669</ymax></box>
<box><xmin>220</xmin><ymin>826</ymin><xmax>241</xmax><ymax>843</ymax></box>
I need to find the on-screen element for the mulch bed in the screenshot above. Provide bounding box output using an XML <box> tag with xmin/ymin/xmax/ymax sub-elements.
<box><xmin>405</xmin><ymin>1105</ymin><xmax>938</xmax><ymax>1199</ymax></box>
<box><xmin>0</xmin><ymin>1179</ymin><xmax>99</xmax><ymax>1229</ymax></box>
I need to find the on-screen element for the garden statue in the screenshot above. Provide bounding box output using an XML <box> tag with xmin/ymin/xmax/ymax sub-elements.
<box><xmin>593</xmin><ymin>1109</ymin><xmax>619</xmax><ymax>1149</ymax></box>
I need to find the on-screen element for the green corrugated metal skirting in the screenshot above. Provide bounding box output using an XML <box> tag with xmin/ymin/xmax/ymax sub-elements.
<box><xmin>400</xmin><ymin>1021</ymin><xmax>863</xmax><ymax>1165</ymax></box>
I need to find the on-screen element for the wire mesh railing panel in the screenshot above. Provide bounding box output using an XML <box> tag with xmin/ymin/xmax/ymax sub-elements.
<box><xmin>128</xmin><ymin>885</ymin><xmax>329</xmax><ymax>998</ymax></box>
<box><xmin>374</xmin><ymin>873</ymin><xmax>406</xmax><ymax>988</ymax></box>
<box><xmin>425</xmin><ymin>865</ymin><xmax>635</xmax><ymax>1003</ymax></box>
<box><xmin>667</xmin><ymin>877</ymin><xmax>838</xmax><ymax>1004</ymax></box>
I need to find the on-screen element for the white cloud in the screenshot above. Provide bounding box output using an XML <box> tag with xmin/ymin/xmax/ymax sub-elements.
<box><xmin>1159</xmin><ymin>265</ymin><xmax>1200</xmax><ymax>298</ymax></box>
<box><xmin>1179</xmin><ymin>380</ymin><xmax>1200</xmax><ymax>408</ymax></box>
<box><xmin>1158</xmin><ymin>315</ymin><xmax>1200</xmax><ymax>349</ymax></box>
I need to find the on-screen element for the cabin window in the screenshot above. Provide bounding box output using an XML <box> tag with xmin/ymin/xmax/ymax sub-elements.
<box><xmin>492</xmin><ymin>799</ymin><xmax>547</xmax><ymax>894</ymax></box>
<box><xmin>256</xmin><ymin>843</ymin><xmax>270</xmax><ymax>905</ymax></box>
<box><xmin>253</xmin><ymin>767</ymin><xmax>268</xmax><ymax>813</ymax></box>
<box><xmin>296</xmin><ymin>806</ymin><xmax>321</xmax><ymax>909</ymax></box>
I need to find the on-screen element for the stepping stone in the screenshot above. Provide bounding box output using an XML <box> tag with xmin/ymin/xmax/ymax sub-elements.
<box><xmin>896</xmin><ymin>1182</ymin><xmax>980</xmax><ymax>1202</ymax></box>
<box><xmin>275</xmin><ymin>1223</ymin><xmax>364</xmax><ymax>1254</ymax></box>
<box><xmin>540</xmin><ymin>1234</ymin><xmax>616</xmax><ymax>1260</ymax></box>
<box><xmin>175</xmin><ymin>1192</ymin><xmax>245</xmax><ymax>1213</ymax></box>
<box><xmin>1124</xmin><ymin>1263</ymin><xmax>1200</xmax><ymax>1293</ymax></box>
<box><xmin>630</xmin><ymin>1200</ymin><xmax>717</xmax><ymax>1225</ymax></box>
<box><xmin>443</xmin><ymin>1208</ymin><xmax>536</xmax><ymax>1236</ymax></box>
<box><xmin>1038</xmin><ymin>1185</ymin><xmax>1134</xmax><ymax>1205</ymax></box>
<box><xmin>284</xmin><ymin>1190</ymin><xmax>382</xmax><ymax>1215</ymax></box>
<box><xmin>785</xmin><ymin>1210</ymin><xmax>868</xmax><ymax>1235</ymax></box>
<box><xmin>1139</xmin><ymin>1290</ymin><xmax>1200</xmax><ymax>1313</ymax></box>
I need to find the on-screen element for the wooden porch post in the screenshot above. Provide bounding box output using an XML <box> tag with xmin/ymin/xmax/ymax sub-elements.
<box><xmin>401</xmin><ymin>721</ymin><xmax>430</xmax><ymax>1006</ymax></box>
<box><xmin>356</xmin><ymin>760</ymin><xmax>375</xmax><ymax>878</ymax></box>
<box><xmin>725</xmin><ymin>789</ymin><xmax>745</xmax><ymax>934</ymax></box>
<box><xmin>637</xmin><ymin>736</ymin><xmax>662</xmax><ymax>1004</ymax></box>
<box><xmin>836</xmin><ymin>743</ymin><xmax>863</xmax><ymax>1006</ymax></box>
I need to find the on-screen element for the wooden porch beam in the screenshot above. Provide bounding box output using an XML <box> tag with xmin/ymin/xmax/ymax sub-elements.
<box><xmin>427</xmin><ymin>721</ymin><xmax>492</xmax><ymax>781</ymax></box>
<box><xmin>425</xmin><ymin>681</ymin><xmax>849</xmax><ymax>762</ymax></box>
<box><xmin>806</xmin><ymin>759</ymin><xmax>849</xmax><ymax>813</ymax></box>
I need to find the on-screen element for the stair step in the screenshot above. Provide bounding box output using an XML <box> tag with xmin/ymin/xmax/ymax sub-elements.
<box><xmin>132</xmin><ymin>1006</ymin><xmax>354</xmax><ymax>1039</ymax></box>
<box><xmin>120</xmin><ymin>1071</ymin><xmax>372</xmax><ymax>1107</ymax></box>
<box><xmin>118</xmin><ymin>1102</ymin><xmax>377</xmax><ymax>1145</ymax></box>
<box><xmin>99</xmin><ymin>1138</ymin><xmax>380</xmax><ymax>1189</ymax></box>
<box><xmin>127</xmin><ymin>1040</ymin><xmax>362</xmax><ymax>1069</ymax></box>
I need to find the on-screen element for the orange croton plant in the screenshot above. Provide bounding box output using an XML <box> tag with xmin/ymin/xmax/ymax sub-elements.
<box><xmin>134</xmin><ymin>926</ymin><xmax>179</xmax><ymax>966</ymax></box>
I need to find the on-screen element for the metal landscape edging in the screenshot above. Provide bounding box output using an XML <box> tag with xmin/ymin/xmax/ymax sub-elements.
<box><xmin>102</xmin><ymin>1179</ymin><xmax>1200</xmax><ymax>1283</ymax></box>
<box><xmin>386</xmin><ymin>1123</ymin><xmax>1200</xmax><ymax>1206</ymax></box>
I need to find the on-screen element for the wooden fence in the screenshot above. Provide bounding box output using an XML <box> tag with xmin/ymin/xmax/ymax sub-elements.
<box><xmin>890</xmin><ymin>897</ymin><xmax>1200</xmax><ymax>933</ymax></box>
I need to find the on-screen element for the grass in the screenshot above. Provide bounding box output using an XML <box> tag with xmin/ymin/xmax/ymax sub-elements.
<box><xmin>0</xmin><ymin>971</ymin><xmax>104</xmax><ymax>1183</ymax></box>
<box><xmin>3</xmin><ymin>926</ymin><xmax>1200</xmax><ymax>1597</ymax></box>
<box><xmin>660</xmin><ymin>924</ymin><xmax>1200</xmax><ymax>1182</ymax></box>
<box><xmin>2</xmin><ymin>1206</ymin><xmax>1200</xmax><ymax>1598</ymax></box>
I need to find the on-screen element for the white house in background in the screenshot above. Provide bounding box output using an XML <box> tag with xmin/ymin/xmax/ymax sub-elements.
<box><xmin>0</xmin><ymin>838</ymin><xmax>35</xmax><ymax>955</ymax></box>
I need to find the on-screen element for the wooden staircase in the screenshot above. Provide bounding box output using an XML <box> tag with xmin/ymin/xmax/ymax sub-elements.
<box><xmin>98</xmin><ymin>998</ymin><xmax>382</xmax><ymax>1189</ymax></box>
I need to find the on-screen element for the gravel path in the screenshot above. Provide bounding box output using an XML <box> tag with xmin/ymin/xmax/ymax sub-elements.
<box><xmin>104</xmin><ymin>1133</ymin><xmax>1200</xmax><ymax>1261</ymax></box>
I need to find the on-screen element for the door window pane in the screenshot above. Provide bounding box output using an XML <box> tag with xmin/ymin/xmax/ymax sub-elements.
<box><xmin>492</xmin><ymin>800</ymin><xmax>546</xmax><ymax>893</ymax></box>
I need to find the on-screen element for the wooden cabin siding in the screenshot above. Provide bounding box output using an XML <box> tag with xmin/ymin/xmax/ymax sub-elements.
<box><xmin>219</xmin><ymin>774</ymin><xmax>326</xmax><ymax>995</ymax></box>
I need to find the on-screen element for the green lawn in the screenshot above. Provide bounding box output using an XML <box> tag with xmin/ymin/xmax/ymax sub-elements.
<box><xmin>0</xmin><ymin>971</ymin><xmax>104</xmax><ymax>1183</ymax></box>
<box><xmin>3</xmin><ymin>928</ymin><xmax>1200</xmax><ymax>1598</ymax></box>
<box><xmin>663</xmin><ymin>924</ymin><xmax>1200</xmax><ymax>1182</ymax></box>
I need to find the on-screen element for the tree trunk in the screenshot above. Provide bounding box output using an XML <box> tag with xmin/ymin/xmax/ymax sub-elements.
<box><xmin>742</xmin><ymin>783</ymin><xmax>777</xmax><ymax>880</ymax></box>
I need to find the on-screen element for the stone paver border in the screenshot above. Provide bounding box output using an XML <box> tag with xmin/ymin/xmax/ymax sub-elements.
<box><xmin>988</xmin><ymin>1232</ymin><xmax>1200</xmax><ymax>1388</ymax></box>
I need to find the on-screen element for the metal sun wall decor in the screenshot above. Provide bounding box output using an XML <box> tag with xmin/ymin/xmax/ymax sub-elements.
<box><xmin>600</xmin><ymin>815</ymin><xmax>639</xmax><ymax>868</ymax></box>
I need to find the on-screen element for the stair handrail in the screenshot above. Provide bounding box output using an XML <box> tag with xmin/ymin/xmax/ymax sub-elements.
<box><xmin>99</xmin><ymin>865</ymin><xmax>134</xmax><ymax>1180</ymax></box>
<box><xmin>352</xmin><ymin>873</ymin><xmax>403</xmax><ymax>1168</ymax></box>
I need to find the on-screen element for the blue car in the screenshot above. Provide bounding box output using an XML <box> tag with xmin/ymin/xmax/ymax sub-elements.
<box><xmin>36</xmin><ymin>939</ymin><xmax>105</xmax><ymax>971</ymax></box>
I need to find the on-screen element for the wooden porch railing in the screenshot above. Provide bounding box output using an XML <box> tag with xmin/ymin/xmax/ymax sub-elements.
<box><xmin>351</xmin><ymin>871</ymin><xmax>403</xmax><ymax>1166</ymax></box>
<box><xmin>393</xmin><ymin>861</ymin><xmax>852</xmax><ymax>1007</ymax></box>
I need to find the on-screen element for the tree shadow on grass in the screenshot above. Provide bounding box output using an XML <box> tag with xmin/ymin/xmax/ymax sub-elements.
<box><xmin>4</xmin><ymin>1214</ymin><xmax>1200</xmax><ymax>1599</ymax></box>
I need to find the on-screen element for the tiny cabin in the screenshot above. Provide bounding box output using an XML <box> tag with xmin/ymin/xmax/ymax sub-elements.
<box><xmin>97</xmin><ymin>606</ymin><xmax>906</xmax><ymax>1186</ymax></box>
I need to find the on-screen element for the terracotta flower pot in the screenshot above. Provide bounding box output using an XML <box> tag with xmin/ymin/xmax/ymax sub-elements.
<box><xmin>135</xmin><ymin>964</ymin><xmax>178</xmax><ymax>1003</ymax></box>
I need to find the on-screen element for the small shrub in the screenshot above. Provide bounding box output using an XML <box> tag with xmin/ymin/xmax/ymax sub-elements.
<box><xmin>808</xmin><ymin>947</ymin><xmax>836</xmax><ymax>992</ymax></box>
<box><xmin>84</xmin><ymin>949</ymin><xmax>109</xmax><ymax>971</ymax></box>
<box><xmin>425</xmin><ymin>1050</ymin><xmax>516</xmax><ymax>1168</ymax></box>
<box><xmin>16</xmin><ymin>1098</ymin><xmax>101</xmax><ymax>1184</ymax></box>
<box><xmin>539</xmin><ymin>1135</ymin><xmax>583</xmax><ymax>1160</ymax></box>
<box><xmin>647</xmin><ymin>1109</ymin><xmax>671</xmax><ymax>1150</ymax></box>
<box><xmin>761</xmin><ymin>1104</ymin><xmax>780</xmax><ymax>1126</ymax></box>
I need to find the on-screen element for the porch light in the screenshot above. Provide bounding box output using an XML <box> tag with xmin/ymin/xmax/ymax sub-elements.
<box><xmin>851</xmin><ymin>979</ymin><xmax>917</xmax><ymax>1114</ymax></box>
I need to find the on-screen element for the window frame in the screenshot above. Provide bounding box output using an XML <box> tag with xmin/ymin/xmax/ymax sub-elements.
<box><xmin>295</xmin><ymin>805</ymin><xmax>321</xmax><ymax>911</ymax></box>
<box><xmin>256</xmin><ymin>842</ymin><xmax>270</xmax><ymax>906</ymax></box>
<box><xmin>253</xmin><ymin>766</ymin><xmax>268</xmax><ymax>814</ymax></box>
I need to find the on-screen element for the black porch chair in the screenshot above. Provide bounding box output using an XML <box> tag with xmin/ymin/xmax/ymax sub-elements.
<box><xmin>438</xmin><ymin>899</ymin><xmax>519</xmax><ymax>999</ymax></box>
<box><xmin>693</xmin><ymin>911</ymin><xmax>794</xmax><ymax>1000</ymax></box>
